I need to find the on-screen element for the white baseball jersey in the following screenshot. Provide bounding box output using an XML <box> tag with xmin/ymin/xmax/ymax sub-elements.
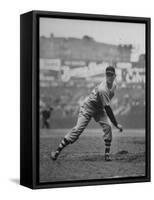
<box><xmin>83</xmin><ymin>81</ymin><xmax>116</xmax><ymax>112</ymax></box>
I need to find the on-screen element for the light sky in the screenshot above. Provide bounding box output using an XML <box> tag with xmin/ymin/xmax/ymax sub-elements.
<box><xmin>40</xmin><ymin>17</ymin><xmax>145</xmax><ymax>54</ymax></box>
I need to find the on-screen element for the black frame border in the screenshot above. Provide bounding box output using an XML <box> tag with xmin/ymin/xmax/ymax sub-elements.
<box><xmin>21</xmin><ymin>10</ymin><xmax>151</xmax><ymax>189</ymax></box>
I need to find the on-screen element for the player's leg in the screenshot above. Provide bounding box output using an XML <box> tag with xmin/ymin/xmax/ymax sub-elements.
<box><xmin>46</xmin><ymin>119</ymin><xmax>50</xmax><ymax>129</ymax></box>
<box><xmin>51</xmin><ymin>109</ymin><xmax>92</xmax><ymax>160</ymax></box>
<box><xmin>103</xmin><ymin>125</ymin><xmax>112</xmax><ymax>161</ymax></box>
<box><xmin>44</xmin><ymin>119</ymin><xmax>49</xmax><ymax>129</ymax></box>
<box><xmin>42</xmin><ymin>117</ymin><xmax>45</xmax><ymax>128</ymax></box>
<box><xmin>95</xmin><ymin>112</ymin><xmax>112</xmax><ymax>161</ymax></box>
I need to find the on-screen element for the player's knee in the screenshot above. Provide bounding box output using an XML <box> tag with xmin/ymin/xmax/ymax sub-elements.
<box><xmin>73</xmin><ymin>124</ymin><xmax>84</xmax><ymax>134</ymax></box>
<box><xmin>64</xmin><ymin>134</ymin><xmax>75</xmax><ymax>144</ymax></box>
<box><xmin>103</xmin><ymin>124</ymin><xmax>112</xmax><ymax>133</ymax></box>
<box><xmin>65</xmin><ymin>135</ymin><xmax>79</xmax><ymax>144</ymax></box>
<box><xmin>103</xmin><ymin>124</ymin><xmax>112</xmax><ymax>142</ymax></box>
<box><xmin>65</xmin><ymin>126</ymin><xmax>80</xmax><ymax>144</ymax></box>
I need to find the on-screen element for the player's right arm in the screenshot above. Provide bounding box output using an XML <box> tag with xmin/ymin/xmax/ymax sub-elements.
<box><xmin>104</xmin><ymin>105</ymin><xmax>123</xmax><ymax>132</ymax></box>
<box><xmin>98</xmin><ymin>87</ymin><xmax>123</xmax><ymax>132</ymax></box>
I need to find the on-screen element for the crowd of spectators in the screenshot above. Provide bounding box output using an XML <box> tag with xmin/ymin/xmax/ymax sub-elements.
<box><xmin>40</xmin><ymin>84</ymin><xmax>145</xmax><ymax>121</ymax></box>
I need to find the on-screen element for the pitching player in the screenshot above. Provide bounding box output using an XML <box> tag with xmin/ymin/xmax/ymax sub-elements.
<box><xmin>51</xmin><ymin>66</ymin><xmax>123</xmax><ymax>161</ymax></box>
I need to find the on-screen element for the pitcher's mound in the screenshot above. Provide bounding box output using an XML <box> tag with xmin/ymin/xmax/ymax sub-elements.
<box><xmin>116</xmin><ymin>150</ymin><xmax>129</xmax><ymax>155</ymax></box>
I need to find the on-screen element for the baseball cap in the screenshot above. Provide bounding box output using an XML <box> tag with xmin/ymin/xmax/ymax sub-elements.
<box><xmin>106</xmin><ymin>66</ymin><xmax>116</xmax><ymax>75</ymax></box>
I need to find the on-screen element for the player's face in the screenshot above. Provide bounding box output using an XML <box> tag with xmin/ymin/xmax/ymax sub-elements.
<box><xmin>106</xmin><ymin>73</ymin><xmax>116</xmax><ymax>84</ymax></box>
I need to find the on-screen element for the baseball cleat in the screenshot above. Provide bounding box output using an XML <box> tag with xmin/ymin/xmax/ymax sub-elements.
<box><xmin>105</xmin><ymin>154</ymin><xmax>112</xmax><ymax>161</ymax></box>
<box><xmin>51</xmin><ymin>151</ymin><xmax>59</xmax><ymax>161</ymax></box>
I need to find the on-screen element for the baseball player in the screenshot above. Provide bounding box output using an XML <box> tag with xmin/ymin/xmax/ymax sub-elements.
<box><xmin>41</xmin><ymin>106</ymin><xmax>53</xmax><ymax>129</ymax></box>
<box><xmin>51</xmin><ymin>66</ymin><xmax>123</xmax><ymax>161</ymax></box>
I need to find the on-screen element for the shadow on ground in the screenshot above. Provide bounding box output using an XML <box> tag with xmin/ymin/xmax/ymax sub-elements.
<box><xmin>10</xmin><ymin>178</ymin><xmax>20</xmax><ymax>185</ymax></box>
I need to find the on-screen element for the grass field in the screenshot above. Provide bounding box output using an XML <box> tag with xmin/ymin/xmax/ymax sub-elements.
<box><xmin>40</xmin><ymin>129</ymin><xmax>145</xmax><ymax>183</ymax></box>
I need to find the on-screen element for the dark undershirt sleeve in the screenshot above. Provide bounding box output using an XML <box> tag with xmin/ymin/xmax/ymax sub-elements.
<box><xmin>104</xmin><ymin>105</ymin><xmax>118</xmax><ymax>127</ymax></box>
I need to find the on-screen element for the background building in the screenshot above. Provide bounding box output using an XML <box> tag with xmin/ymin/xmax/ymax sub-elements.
<box><xmin>40</xmin><ymin>35</ymin><xmax>145</xmax><ymax>129</ymax></box>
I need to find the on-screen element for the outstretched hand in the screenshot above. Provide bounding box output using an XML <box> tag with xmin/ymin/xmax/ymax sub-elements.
<box><xmin>116</xmin><ymin>124</ymin><xmax>123</xmax><ymax>132</ymax></box>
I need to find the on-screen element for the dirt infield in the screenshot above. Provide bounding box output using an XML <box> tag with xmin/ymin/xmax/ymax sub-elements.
<box><xmin>40</xmin><ymin>129</ymin><xmax>145</xmax><ymax>183</ymax></box>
